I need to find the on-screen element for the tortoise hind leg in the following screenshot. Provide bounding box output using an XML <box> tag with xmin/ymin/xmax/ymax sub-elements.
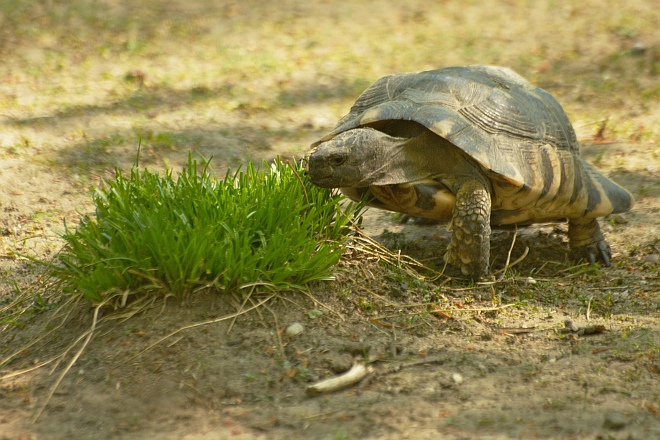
<box><xmin>568</xmin><ymin>218</ymin><xmax>611</xmax><ymax>266</ymax></box>
<box><xmin>444</xmin><ymin>179</ymin><xmax>491</xmax><ymax>279</ymax></box>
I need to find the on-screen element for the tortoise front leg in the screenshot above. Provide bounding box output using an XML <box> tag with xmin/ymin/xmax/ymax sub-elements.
<box><xmin>444</xmin><ymin>179</ymin><xmax>491</xmax><ymax>279</ymax></box>
<box><xmin>568</xmin><ymin>218</ymin><xmax>611</xmax><ymax>266</ymax></box>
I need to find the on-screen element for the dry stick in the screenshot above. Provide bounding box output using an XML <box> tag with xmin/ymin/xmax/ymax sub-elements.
<box><xmin>298</xmin><ymin>289</ymin><xmax>346</xmax><ymax>323</ymax></box>
<box><xmin>250</xmin><ymin>292</ymin><xmax>268</xmax><ymax>324</ymax></box>
<box><xmin>361</xmin><ymin>240</ymin><xmax>425</xmax><ymax>270</ymax></box>
<box><xmin>382</xmin><ymin>302</ymin><xmax>518</xmax><ymax>312</ymax></box>
<box><xmin>0</xmin><ymin>285</ymin><xmax>41</xmax><ymax>315</ymax></box>
<box><xmin>586</xmin><ymin>296</ymin><xmax>593</xmax><ymax>321</ymax></box>
<box><xmin>166</xmin><ymin>336</ymin><xmax>185</xmax><ymax>347</ymax></box>
<box><xmin>432</xmin><ymin>259</ymin><xmax>451</xmax><ymax>284</ymax></box>
<box><xmin>498</xmin><ymin>226</ymin><xmax>518</xmax><ymax>280</ymax></box>
<box><xmin>363</xmin><ymin>289</ymin><xmax>515</xmax><ymax>314</ymax></box>
<box><xmin>227</xmin><ymin>281</ymin><xmax>278</xmax><ymax>334</ymax></box>
<box><xmin>358</xmin><ymin>263</ymin><xmax>374</xmax><ymax>281</ymax></box>
<box><xmin>350</xmin><ymin>227</ymin><xmax>451</xmax><ymax>283</ymax></box>
<box><xmin>0</xmin><ymin>358</ymin><xmax>59</xmax><ymax>381</ymax></box>
<box><xmin>306</xmin><ymin>362</ymin><xmax>374</xmax><ymax>395</ymax></box>
<box><xmin>557</xmin><ymin>262</ymin><xmax>591</xmax><ymax>272</ymax></box>
<box><xmin>348</xmin><ymin>231</ymin><xmax>432</xmax><ymax>273</ymax></box>
<box><xmin>287</xmin><ymin>161</ymin><xmax>310</xmax><ymax>205</ymax></box>
<box><xmin>363</xmin><ymin>290</ymin><xmax>407</xmax><ymax>309</ymax></box>
<box><xmin>93</xmin><ymin>296</ymin><xmax>159</xmax><ymax>341</ymax></box>
<box><xmin>302</xmin><ymin>409</ymin><xmax>345</xmax><ymax>420</ymax></box>
<box><xmin>557</xmin><ymin>262</ymin><xmax>592</xmax><ymax>275</ymax></box>
<box><xmin>373</xmin><ymin>303</ymin><xmax>518</xmax><ymax>321</ymax></box>
<box><xmin>46</xmin><ymin>296</ymin><xmax>157</xmax><ymax>373</ymax></box>
<box><xmin>258</xmin><ymin>299</ymin><xmax>286</xmax><ymax>358</ymax></box>
<box><xmin>2</xmin><ymin>295</ymin><xmax>149</xmax><ymax>382</ymax></box>
<box><xmin>1</xmin><ymin>323</ymin><xmax>63</xmax><ymax>369</ymax></box>
<box><xmin>346</xmin><ymin>241</ymin><xmax>434</xmax><ymax>281</ymax></box>
<box><xmin>105</xmin><ymin>294</ymin><xmax>159</xmax><ymax>323</ymax></box>
<box><xmin>114</xmin><ymin>294</ymin><xmax>276</xmax><ymax>369</ymax></box>
<box><xmin>0</xmin><ymin>296</ymin><xmax>80</xmax><ymax>369</ymax></box>
<box><xmin>47</xmin><ymin>328</ymin><xmax>97</xmax><ymax>375</ymax></box>
<box><xmin>32</xmin><ymin>303</ymin><xmax>104</xmax><ymax>423</ymax></box>
<box><xmin>227</xmin><ymin>289</ymin><xmax>255</xmax><ymax>334</ymax></box>
<box><xmin>491</xmin><ymin>246</ymin><xmax>530</xmax><ymax>278</ymax></box>
<box><xmin>381</xmin><ymin>356</ymin><xmax>448</xmax><ymax>372</ymax></box>
<box><xmin>358</xmin><ymin>357</ymin><xmax>450</xmax><ymax>389</ymax></box>
<box><xmin>274</xmin><ymin>291</ymin><xmax>343</xmax><ymax>325</ymax></box>
<box><xmin>527</xmin><ymin>260</ymin><xmax>551</xmax><ymax>277</ymax></box>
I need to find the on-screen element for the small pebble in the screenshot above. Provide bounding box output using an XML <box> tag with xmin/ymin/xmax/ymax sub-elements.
<box><xmin>565</xmin><ymin>320</ymin><xmax>580</xmax><ymax>332</ymax></box>
<box><xmin>227</xmin><ymin>336</ymin><xmax>244</xmax><ymax>347</ymax></box>
<box><xmin>285</xmin><ymin>322</ymin><xmax>304</xmax><ymax>337</ymax></box>
<box><xmin>326</xmin><ymin>353</ymin><xmax>354</xmax><ymax>373</ymax></box>
<box><xmin>630</xmin><ymin>40</ymin><xmax>647</xmax><ymax>55</ymax></box>
<box><xmin>643</xmin><ymin>254</ymin><xmax>659</xmax><ymax>265</ymax></box>
<box><xmin>603</xmin><ymin>412</ymin><xmax>626</xmax><ymax>430</ymax></box>
<box><xmin>452</xmin><ymin>373</ymin><xmax>463</xmax><ymax>385</ymax></box>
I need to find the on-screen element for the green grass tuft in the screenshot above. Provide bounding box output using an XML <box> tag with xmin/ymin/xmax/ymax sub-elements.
<box><xmin>47</xmin><ymin>154</ymin><xmax>362</xmax><ymax>304</ymax></box>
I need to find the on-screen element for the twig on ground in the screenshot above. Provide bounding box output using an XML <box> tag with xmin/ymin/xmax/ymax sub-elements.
<box><xmin>227</xmin><ymin>288</ymin><xmax>256</xmax><ymax>334</ymax></box>
<box><xmin>563</xmin><ymin>320</ymin><xmax>606</xmax><ymax>336</ymax></box>
<box><xmin>0</xmin><ymin>295</ymin><xmax>79</xmax><ymax>369</ymax></box>
<box><xmin>259</xmin><ymin>297</ymin><xmax>286</xmax><ymax>358</ymax></box>
<box><xmin>306</xmin><ymin>362</ymin><xmax>373</xmax><ymax>395</ymax></box>
<box><xmin>32</xmin><ymin>302</ymin><xmax>104</xmax><ymax>423</ymax></box>
<box><xmin>359</xmin><ymin>357</ymin><xmax>450</xmax><ymax>388</ymax></box>
<box><xmin>493</xmin><ymin>246</ymin><xmax>529</xmax><ymax>278</ymax></box>
<box><xmin>346</xmin><ymin>228</ymin><xmax>436</xmax><ymax>279</ymax></box>
<box><xmin>298</xmin><ymin>289</ymin><xmax>345</xmax><ymax>323</ymax></box>
<box><xmin>498</xmin><ymin>226</ymin><xmax>518</xmax><ymax>280</ymax></box>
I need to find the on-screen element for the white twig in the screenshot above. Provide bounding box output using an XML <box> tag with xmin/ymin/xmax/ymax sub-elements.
<box><xmin>307</xmin><ymin>362</ymin><xmax>373</xmax><ymax>395</ymax></box>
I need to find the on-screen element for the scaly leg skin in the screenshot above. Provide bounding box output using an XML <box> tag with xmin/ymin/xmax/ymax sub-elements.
<box><xmin>444</xmin><ymin>180</ymin><xmax>491</xmax><ymax>279</ymax></box>
<box><xmin>567</xmin><ymin>218</ymin><xmax>611</xmax><ymax>266</ymax></box>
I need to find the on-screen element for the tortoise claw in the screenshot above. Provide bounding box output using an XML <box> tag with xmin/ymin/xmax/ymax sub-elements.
<box><xmin>598</xmin><ymin>241</ymin><xmax>612</xmax><ymax>266</ymax></box>
<box><xmin>568</xmin><ymin>219</ymin><xmax>613</xmax><ymax>267</ymax></box>
<box><xmin>570</xmin><ymin>240</ymin><xmax>612</xmax><ymax>267</ymax></box>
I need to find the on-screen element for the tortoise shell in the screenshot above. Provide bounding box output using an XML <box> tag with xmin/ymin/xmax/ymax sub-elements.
<box><xmin>311</xmin><ymin>65</ymin><xmax>633</xmax><ymax>225</ymax></box>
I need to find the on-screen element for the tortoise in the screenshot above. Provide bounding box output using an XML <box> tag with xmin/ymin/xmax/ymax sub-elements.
<box><xmin>306</xmin><ymin>65</ymin><xmax>634</xmax><ymax>279</ymax></box>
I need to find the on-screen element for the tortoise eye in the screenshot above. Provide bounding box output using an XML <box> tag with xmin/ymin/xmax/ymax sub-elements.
<box><xmin>328</xmin><ymin>154</ymin><xmax>346</xmax><ymax>167</ymax></box>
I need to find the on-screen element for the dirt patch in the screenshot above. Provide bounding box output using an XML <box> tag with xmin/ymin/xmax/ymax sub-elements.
<box><xmin>2</xmin><ymin>0</ymin><xmax>660</xmax><ymax>439</ymax></box>
<box><xmin>2</xmin><ymin>244</ymin><xmax>659</xmax><ymax>439</ymax></box>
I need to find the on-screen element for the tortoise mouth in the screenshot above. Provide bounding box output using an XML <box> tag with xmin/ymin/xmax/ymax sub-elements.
<box><xmin>308</xmin><ymin>169</ymin><xmax>359</xmax><ymax>188</ymax></box>
<box><xmin>305</xmin><ymin>157</ymin><xmax>335</xmax><ymax>187</ymax></box>
<box><xmin>307</xmin><ymin>164</ymin><xmax>362</xmax><ymax>188</ymax></box>
<box><xmin>306</xmin><ymin>150</ymin><xmax>357</xmax><ymax>188</ymax></box>
<box><xmin>308</xmin><ymin>172</ymin><xmax>336</xmax><ymax>187</ymax></box>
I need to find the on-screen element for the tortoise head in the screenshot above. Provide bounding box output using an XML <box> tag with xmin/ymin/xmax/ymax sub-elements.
<box><xmin>306</xmin><ymin>128</ymin><xmax>411</xmax><ymax>188</ymax></box>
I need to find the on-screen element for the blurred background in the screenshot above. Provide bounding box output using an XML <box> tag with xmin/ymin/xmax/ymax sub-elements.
<box><xmin>1</xmin><ymin>0</ymin><xmax>658</xmax><ymax>181</ymax></box>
